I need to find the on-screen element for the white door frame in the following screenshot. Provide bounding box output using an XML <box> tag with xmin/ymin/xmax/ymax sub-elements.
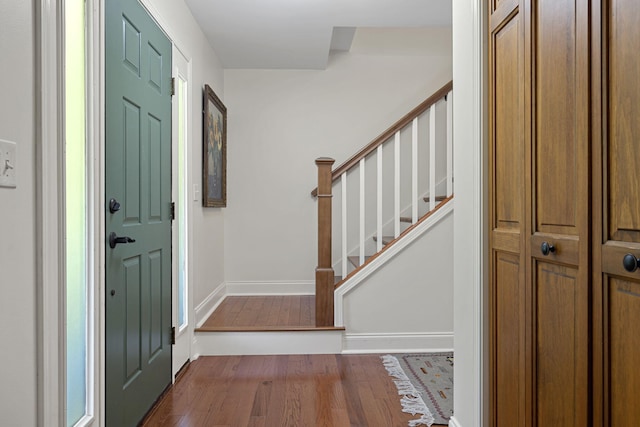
<box><xmin>171</xmin><ymin>45</ymin><xmax>194</xmax><ymax>378</ymax></box>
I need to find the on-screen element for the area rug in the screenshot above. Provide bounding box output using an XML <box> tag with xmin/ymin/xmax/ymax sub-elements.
<box><xmin>381</xmin><ymin>353</ymin><xmax>454</xmax><ymax>426</ymax></box>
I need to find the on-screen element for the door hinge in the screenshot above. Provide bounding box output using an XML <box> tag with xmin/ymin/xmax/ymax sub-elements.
<box><xmin>170</xmin><ymin>201</ymin><xmax>175</xmax><ymax>221</ymax></box>
<box><xmin>170</xmin><ymin>77</ymin><xmax>175</xmax><ymax>96</ymax></box>
<box><xmin>171</xmin><ymin>326</ymin><xmax>176</xmax><ymax>345</ymax></box>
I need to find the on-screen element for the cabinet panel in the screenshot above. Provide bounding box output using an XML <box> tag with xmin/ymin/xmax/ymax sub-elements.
<box><xmin>494</xmin><ymin>252</ymin><xmax>524</xmax><ymax>426</ymax></box>
<box><xmin>607</xmin><ymin>276</ymin><xmax>640</xmax><ymax>427</ymax></box>
<box><xmin>535</xmin><ymin>262</ymin><xmax>585</xmax><ymax>426</ymax></box>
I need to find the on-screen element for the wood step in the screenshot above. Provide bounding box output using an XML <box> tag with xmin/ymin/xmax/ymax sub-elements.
<box><xmin>195</xmin><ymin>296</ymin><xmax>344</xmax><ymax>332</ymax></box>
<box><xmin>372</xmin><ymin>235</ymin><xmax>394</xmax><ymax>245</ymax></box>
<box><xmin>348</xmin><ymin>255</ymin><xmax>372</xmax><ymax>268</ymax></box>
<box><xmin>423</xmin><ymin>195</ymin><xmax>446</xmax><ymax>203</ymax></box>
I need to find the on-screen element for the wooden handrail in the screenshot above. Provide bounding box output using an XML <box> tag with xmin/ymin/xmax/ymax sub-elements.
<box><xmin>315</xmin><ymin>157</ymin><xmax>335</xmax><ymax>327</ymax></box>
<box><xmin>311</xmin><ymin>80</ymin><xmax>453</xmax><ymax>197</ymax></box>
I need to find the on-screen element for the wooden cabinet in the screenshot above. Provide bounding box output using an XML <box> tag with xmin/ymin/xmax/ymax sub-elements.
<box><xmin>489</xmin><ymin>0</ymin><xmax>640</xmax><ymax>425</ymax></box>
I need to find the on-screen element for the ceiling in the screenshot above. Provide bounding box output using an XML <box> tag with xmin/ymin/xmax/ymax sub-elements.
<box><xmin>184</xmin><ymin>0</ymin><xmax>452</xmax><ymax>70</ymax></box>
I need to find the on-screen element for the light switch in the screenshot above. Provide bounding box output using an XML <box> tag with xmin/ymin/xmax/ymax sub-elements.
<box><xmin>0</xmin><ymin>139</ymin><xmax>17</xmax><ymax>188</ymax></box>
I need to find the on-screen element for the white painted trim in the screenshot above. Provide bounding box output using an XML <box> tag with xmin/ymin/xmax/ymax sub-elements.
<box><xmin>225</xmin><ymin>280</ymin><xmax>315</xmax><ymax>296</ymax></box>
<box><xmin>359</xmin><ymin>158</ymin><xmax>365</xmax><ymax>265</ymax></box>
<box><xmin>429</xmin><ymin>106</ymin><xmax>437</xmax><ymax>212</ymax></box>
<box><xmin>341</xmin><ymin>332</ymin><xmax>453</xmax><ymax>354</ymax></box>
<box><xmin>446</xmin><ymin>90</ymin><xmax>454</xmax><ymax>197</ymax></box>
<box><xmin>36</xmin><ymin>0</ymin><xmax>64</xmax><ymax>425</ymax></box>
<box><xmin>452</xmin><ymin>0</ymin><xmax>487</xmax><ymax>425</ymax></box>
<box><xmin>195</xmin><ymin>330</ymin><xmax>343</xmax><ymax>356</ymax></box>
<box><xmin>194</xmin><ymin>282</ymin><xmax>227</xmax><ymax>328</ymax></box>
<box><xmin>335</xmin><ymin>202</ymin><xmax>454</xmax><ymax>326</ymax></box>
<box><xmin>341</xmin><ymin>173</ymin><xmax>348</xmax><ymax>277</ymax></box>
<box><xmin>394</xmin><ymin>131</ymin><xmax>401</xmax><ymax>238</ymax></box>
<box><xmin>449</xmin><ymin>416</ymin><xmax>463</xmax><ymax>427</ymax></box>
<box><xmin>376</xmin><ymin>145</ymin><xmax>383</xmax><ymax>252</ymax></box>
<box><xmin>411</xmin><ymin>117</ymin><xmax>419</xmax><ymax>223</ymax></box>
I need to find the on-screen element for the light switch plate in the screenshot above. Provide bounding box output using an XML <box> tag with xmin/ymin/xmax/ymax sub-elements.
<box><xmin>0</xmin><ymin>139</ymin><xmax>17</xmax><ymax>188</ymax></box>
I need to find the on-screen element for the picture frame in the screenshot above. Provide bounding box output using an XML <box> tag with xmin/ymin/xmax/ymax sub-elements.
<box><xmin>202</xmin><ymin>84</ymin><xmax>227</xmax><ymax>207</ymax></box>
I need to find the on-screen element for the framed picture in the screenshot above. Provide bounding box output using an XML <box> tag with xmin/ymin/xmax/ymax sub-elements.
<box><xmin>202</xmin><ymin>84</ymin><xmax>227</xmax><ymax>207</ymax></box>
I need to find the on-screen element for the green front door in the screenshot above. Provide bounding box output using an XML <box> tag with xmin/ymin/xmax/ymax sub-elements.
<box><xmin>105</xmin><ymin>0</ymin><xmax>172</xmax><ymax>425</ymax></box>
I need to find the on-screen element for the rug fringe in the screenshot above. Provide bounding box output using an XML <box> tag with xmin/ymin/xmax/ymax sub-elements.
<box><xmin>381</xmin><ymin>355</ymin><xmax>435</xmax><ymax>427</ymax></box>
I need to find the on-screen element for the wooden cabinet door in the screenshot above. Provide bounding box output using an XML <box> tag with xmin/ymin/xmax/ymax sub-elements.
<box><xmin>489</xmin><ymin>1</ymin><xmax>527</xmax><ymax>425</ymax></box>
<box><xmin>594</xmin><ymin>1</ymin><xmax>640</xmax><ymax>425</ymax></box>
<box><xmin>528</xmin><ymin>0</ymin><xmax>590</xmax><ymax>425</ymax></box>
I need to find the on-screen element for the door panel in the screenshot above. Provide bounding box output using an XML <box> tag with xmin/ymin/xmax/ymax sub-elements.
<box><xmin>106</xmin><ymin>0</ymin><xmax>172</xmax><ymax>425</ymax></box>
<box><xmin>596</xmin><ymin>0</ymin><xmax>640</xmax><ymax>423</ymax></box>
<box><xmin>607</xmin><ymin>277</ymin><xmax>640</xmax><ymax>427</ymax></box>
<box><xmin>530</xmin><ymin>0</ymin><xmax>589</xmax><ymax>424</ymax></box>
<box><xmin>489</xmin><ymin>3</ymin><xmax>526</xmax><ymax>425</ymax></box>
<box><xmin>535</xmin><ymin>262</ymin><xmax>579</xmax><ymax>425</ymax></box>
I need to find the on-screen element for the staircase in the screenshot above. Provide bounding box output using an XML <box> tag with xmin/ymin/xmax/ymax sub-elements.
<box><xmin>313</xmin><ymin>80</ymin><xmax>454</xmax><ymax>327</ymax></box>
<box><xmin>194</xmin><ymin>81</ymin><xmax>454</xmax><ymax>355</ymax></box>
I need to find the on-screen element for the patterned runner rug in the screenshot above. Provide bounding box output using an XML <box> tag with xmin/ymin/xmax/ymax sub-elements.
<box><xmin>382</xmin><ymin>353</ymin><xmax>454</xmax><ymax>426</ymax></box>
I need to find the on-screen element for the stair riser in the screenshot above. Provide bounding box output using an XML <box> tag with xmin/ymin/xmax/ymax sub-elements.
<box><xmin>194</xmin><ymin>330</ymin><xmax>343</xmax><ymax>356</ymax></box>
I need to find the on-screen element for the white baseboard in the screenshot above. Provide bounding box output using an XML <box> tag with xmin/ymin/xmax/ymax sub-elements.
<box><xmin>194</xmin><ymin>282</ymin><xmax>226</xmax><ymax>328</ymax></box>
<box><xmin>195</xmin><ymin>330</ymin><xmax>343</xmax><ymax>355</ymax></box>
<box><xmin>449</xmin><ymin>415</ymin><xmax>462</xmax><ymax>427</ymax></box>
<box><xmin>341</xmin><ymin>332</ymin><xmax>454</xmax><ymax>354</ymax></box>
<box><xmin>226</xmin><ymin>280</ymin><xmax>314</xmax><ymax>296</ymax></box>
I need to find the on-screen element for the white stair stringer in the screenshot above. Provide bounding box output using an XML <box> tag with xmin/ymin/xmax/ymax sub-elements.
<box><xmin>194</xmin><ymin>330</ymin><xmax>344</xmax><ymax>356</ymax></box>
<box><xmin>334</xmin><ymin>200</ymin><xmax>454</xmax><ymax>327</ymax></box>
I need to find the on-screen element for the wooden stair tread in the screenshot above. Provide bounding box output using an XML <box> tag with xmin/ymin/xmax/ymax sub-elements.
<box><xmin>372</xmin><ymin>235</ymin><xmax>394</xmax><ymax>245</ymax></box>
<box><xmin>348</xmin><ymin>255</ymin><xmax>372</xmax><ymax>267</ymax></box>
<box><xmin>198</xmin><ymin>296</ymin><xmax>342</xmax><ymax>330</ymax></box>
<box><xmin>423</xmin><ymin>195</ymin><xmax>446</xmax><ymax>203</ymax></box>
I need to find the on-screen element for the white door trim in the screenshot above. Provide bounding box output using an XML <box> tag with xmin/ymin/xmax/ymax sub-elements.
<box><xmin>36</xmin><ymin>0</ymin><xmax>64</xmax><ymax>424</ymax></box>
<box><xmin>452</xmin><ymin>0</ymin><xmax>488</xmax><ymax>426</ymax></box>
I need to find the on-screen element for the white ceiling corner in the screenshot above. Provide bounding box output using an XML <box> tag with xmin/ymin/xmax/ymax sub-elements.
<box><xmin>184</xmin><ymin>0</ymin><xmax>452</xmax><ymax>69</ymax></box>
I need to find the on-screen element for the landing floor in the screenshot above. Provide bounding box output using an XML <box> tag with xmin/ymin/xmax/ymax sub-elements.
<box><xmin>197</xmin><ymin>295</ymin><xmax>344</xmax><ymax>332</ymax></box>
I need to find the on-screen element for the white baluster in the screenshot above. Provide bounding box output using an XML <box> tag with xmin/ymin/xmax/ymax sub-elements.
<box><xmin>412</xmin><ymin>117</ymin><xmax>419</xmax><ymax>224</ymax></box>
<box><xmin>341</xmin><ymin>173</ymin><xmax>347</xmax><ymax>278</ymax></box>
<box><xmin>359</xmin><ymin>158</ymin><xmax>365</xmax><ymax>266</ymax></box>
<box><xmin>429</xmin><ymin>105</ymin><xmax>436</xmax><ymax>212</ymax></box>
<box><xmin>446</xmin><ymin>90</ymin><xmax>453</xmax><ymax>197</ymax></box>
<box><xmin>376</xmin><ymin>145</ymin><xmax>383</xmax><ymax>252</ymax></box>
<box><xmin>394</xmin><ymin>131</ymin><xmax>400</xmax><ymax>238</ymax></box>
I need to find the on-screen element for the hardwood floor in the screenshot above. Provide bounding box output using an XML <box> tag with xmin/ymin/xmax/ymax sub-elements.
<box><xmin>141</xmin><ymin>354</ymin><xmax>445</xmax><ymax>427</ymax></box>
<box><xmin>196</xmin><ymin>296</ymin><xmax>344</xmax><ymax>332</ymax></box>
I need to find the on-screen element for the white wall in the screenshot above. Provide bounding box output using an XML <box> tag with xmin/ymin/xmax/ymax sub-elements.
<box><xmin>223</xmin><ymin>27</ymin><xmax>452</xmax><ymax>286</ymax></box>
<box><xmin>143</xmin><ymin>0</ymin><xmax>226</xmax><ymax>309</ymax></box>
<box><xmin>0</xmin><ymin>1</ymin><xmax>37</xmax><ymax>425</ymax></box>
<box><xmin>451</xmin><ymin>0</ymin><xmax>486</xmax><ymax>426</ymax></box>
<box><xmin>342</xmin><ymin>211</ymin><xmax>453</xmax><ymax>351</ymax></box>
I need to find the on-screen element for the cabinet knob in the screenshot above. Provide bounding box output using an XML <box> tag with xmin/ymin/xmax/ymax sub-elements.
<box><xmin>541</xmin><ymin>242</ymin><xmax>556</xmax><ymax>256</ymax></box>
<box><xmin>623</xmin><ymin>253</ymin><xmax>640</xmax><ymax>273</ymax></box>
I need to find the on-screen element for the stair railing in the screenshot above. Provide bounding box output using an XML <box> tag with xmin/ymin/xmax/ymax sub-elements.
<box><xmin>312</xmin><ymin>81</ymin><xmax>453</xmax><ymax>327</ymax></box>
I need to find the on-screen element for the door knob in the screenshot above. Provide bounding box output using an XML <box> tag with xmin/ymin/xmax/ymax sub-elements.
<box><xmin>541</xmin><ymin>242</ymin><xmax>556</xmax><ymax>256</ymax></box>
<box><xmin>109</xmin><ymin>198</ymin><xmax>121</xmax><ymax>213</ymax></box>
<box><xmin>109</xmin><ymin>232</ymin><xmax>135</xmax><ymax>249</ymax></box>
<box><xmin>623</xmin><ymin>253</ymin><xmax>640</xmax><ymax>273</ymax></box>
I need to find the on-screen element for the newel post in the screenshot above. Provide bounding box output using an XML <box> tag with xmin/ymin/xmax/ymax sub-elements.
<box><xmin>315</xmin><ymin>157</ymin><xmax>335</xmax><ymax>327</ymax></box>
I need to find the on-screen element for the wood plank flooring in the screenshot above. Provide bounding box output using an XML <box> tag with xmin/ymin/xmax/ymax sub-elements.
<box><xmin>196</xmin><ymin>296</ymin><xmax>344</xmax><ymax>332</ymax></box>
<box><xmin>142</xmin><ymin>354</ymin><xmax>445</xmax><ymax>427</ymax></box>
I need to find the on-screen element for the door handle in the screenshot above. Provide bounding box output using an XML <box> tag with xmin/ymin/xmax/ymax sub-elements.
<box><xmin>109</xmin><ymin>232</ymin><xmax>136</xmax><ymax>249</ymax></box>
<box><xmin>541</xmin><ymin>241</ymin><xmax>556</xmax><ymax>256</ymax></box>
<box><xmin>623</xmin><ymin>253</ymin><xmax>640</xmax><ymax>273</ymax></box>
